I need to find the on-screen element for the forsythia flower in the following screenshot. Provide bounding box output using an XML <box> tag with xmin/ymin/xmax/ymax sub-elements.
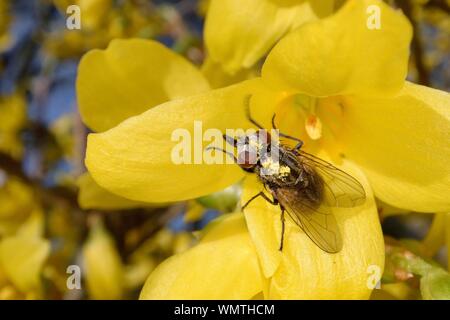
<box><xmin>0</xmin><ymin>177</ymin><xmax>35</xmax><ymax>236</ymax></box>
<box><xmin>76</xmin><ymin>39</ymin><xmax>209</xmax><ymax>210</ymax></box>
<box><xmin>82</xmin><ymin>219</ymin><xmax>125</xmax><ymax>300</ymax></box>
<box><xmin>80</xmin><ymin>0</ymin><xmax>450</xmax><ymax>299</ymax></box>
<box><xmin>0</xmin><ymin>209</ymin><xmax>49</xmax><ymax>299</ymax></box>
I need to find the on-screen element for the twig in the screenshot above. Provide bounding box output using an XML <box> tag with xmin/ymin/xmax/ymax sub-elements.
<box><xmin>0</xmin><ymin>151</ymin><xmax>79</xmax><ymax>207</ymax></box>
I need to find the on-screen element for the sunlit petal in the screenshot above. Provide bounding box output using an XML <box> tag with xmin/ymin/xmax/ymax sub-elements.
<box><xmin>262</xmin><ymin>0</ymin><xmax>411</xmax><ymax>97</ymax></box>
<box><xmin>205</xmin><ymin>0</ymin><xmax>334</xmax><ymax>74</ymax></box>
<box><xmin>86</xmin><ymin>80</ymin><xmax>260</xmax><ymax>203</ymax></box>
<box><xmin>77</xmin><ymin>38</ymin><xmax>210</xmax><ymax>131</ymax></box>
<box><xmin>341</xmin><ymin>82</ymin><xmax>450</xmax><ymax>212</ymax></box>
<box><xmin>140</xmin><ymin>213</ymin><xmax>263</xmax><ymax>299</ymax></box>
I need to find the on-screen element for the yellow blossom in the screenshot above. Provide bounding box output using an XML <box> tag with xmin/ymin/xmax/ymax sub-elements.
<box><xmin>76</xmin><ymin>38</ymin><xmax>210</xmax><ymax>209</ymax></box>
<box><xmin>80</xmin><ymin>0</ymin><xmax>449</xmax><ymax>299</ymax></box>
<box><xmin>0</xmin><ymin>208</ymin><xmax>50</xmax><ymax>299</ymax></box>
<box><xmin>0</xmin><ymin>177</ymin><xmax>35</xmax><ymax>236</ymax></box>
<box><xmin>82</xmin><ymin>219</ymin><xmax>125</xmax><ymax>299</ymax></box>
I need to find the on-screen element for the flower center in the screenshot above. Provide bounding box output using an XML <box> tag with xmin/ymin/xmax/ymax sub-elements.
<box><xmin>292</xmin><ymin>94</ymin><xmax>322</xmax><ymax>141</ymax></box>
<box><xmin>271</xmin><ymin>93</ymin><xmax>346</xmax><ymax>158</ymax></box>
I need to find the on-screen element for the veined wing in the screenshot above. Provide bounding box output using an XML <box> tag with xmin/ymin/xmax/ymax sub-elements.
<box><xmin>274</xmin><ymin>187</ymin><xmax>343</xmax><ymax>253</ymax></box>
<box><xmin>296</xmin><ymin>151</ymin><xmax>366</xmax><ymax>208</ymax></box>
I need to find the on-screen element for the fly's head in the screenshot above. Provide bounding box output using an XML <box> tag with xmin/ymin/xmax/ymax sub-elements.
<box><xmin>226</xmin><ymin>129</ymin><xmax>272</xmax><ymax>171</ymax></box>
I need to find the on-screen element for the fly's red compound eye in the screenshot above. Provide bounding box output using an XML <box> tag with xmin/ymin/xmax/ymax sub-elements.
<box><xmin>237</xmin><ymin>150</ymin><xmax>257</xmax><ymax>168</ymax></box>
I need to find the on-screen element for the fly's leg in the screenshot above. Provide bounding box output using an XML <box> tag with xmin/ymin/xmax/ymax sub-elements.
<box><xmin>242</xmin><ymin>191</ymin><xmax>286</xmax><ymax>252</ymax></box>
<box><xmin>279</xmin><ymin>207</ymin><xmax>286</xmax><ymax>251</ymax></box>
<box><xmin>271</xmin><ymin>113</ymin><xmax>279</xmax><ymax>130</ymax></box>
<box><xmin>241</xmin><ymin>191</ymin><xmax>278</xmax><ymax>211</ymax></box>
<box><xmin>292</xmin><ymin>169</ymin><xmax>306</xmax><ymax>186</ymax></box>
<box><xmin>244</xmin><ymin>95</ymin><xmax>264</xmax><ymax>129</ymax></box>
<box><xmin>246</xmin><ymin>97</ymin><xmax>305</xmax><ymax>152</ymax></box>
<box><xmin>271</xmin><ymin>113</ymin><xmax>304</xmax><ymax>151</ymax></box>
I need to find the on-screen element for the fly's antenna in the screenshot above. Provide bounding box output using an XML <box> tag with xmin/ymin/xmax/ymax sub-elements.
<box><xmin>222</xmin><ymin>134</ymin><xmax>237</xmax><ymax>147</ymax></box>
<box><xmin>205</xmin><ymin>146</ymin><xmax>238</xmax><ymax>163</ymax></box>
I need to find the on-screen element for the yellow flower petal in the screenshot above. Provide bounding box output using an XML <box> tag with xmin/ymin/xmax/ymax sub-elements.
<box><xmin>340</xmin><ymin>82</ymin><xmax>450</xmax><ymax>212</ymax></box>
<box><xmin>86</xmin><ymin>80</ymin><xmax>260</xmax><ymax>203</ymax></box>
<box><xmin>0</xmin><ymin>177</ymin><xmax>34</xmax><ymax>220</ymax></box>
<box><xmin>83</xmin><ymin>220</ymin><xmax>124</xmax><ymax>300</ymax></box>
<box><xmin>16</xmin><ymin>208</ymin><xmax>45</xmax><ymax>238</ymax></box>
<box><xmin>266</xmin><ymin>161</ymin><xmax>384</xmax><ymax>299</ymax></box>
<box><xmin>77</xmin><ymin>39</ymin><xmax>210</xmax><ymax>132</ymax></box>
<box><xmin>262</xmin><ymin>0</ymin><xmax>412</xmax><ymax>97</ymax></box>
<box><xmin>201</xmin><ymin>57</ymin><xmax>257</xmax><ymax>89</ymax></box>
<box><xmin>205</xmin><ymin>0</ymin><xmax>334</xmax><ymax>74</ymax></box>
<box><xmin>376</xmin><ymin>199</ymin><xmax>409</xmax><ymax>218</ymax></box>
<box><xmin>0</xmin><ymin>178</ymin><xmax>35</xmax><ymax>236</ymax></box>
<box><xmin>77</xmin><ymin>172</ymin><xmax>151</xmax><ymax>210</ymax></box>
<box><xmin>139</xmin><ymin>213</ymin><xmax>263</xmax><ymax>299</ymax></box>
<box><xmin>0</xmin><ymin>236</ymin><xmax>50</xmax><ymax>294</ymax></box>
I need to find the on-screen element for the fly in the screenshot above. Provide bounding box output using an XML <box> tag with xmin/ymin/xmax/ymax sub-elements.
<box><xmin>208</xmin><ymin>96</ymin><xmax>366</xmax><ymax>253</ymax></box>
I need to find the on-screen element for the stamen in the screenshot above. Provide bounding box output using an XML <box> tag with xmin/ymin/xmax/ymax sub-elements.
<box><xmin>305</xmin><ymin>114</ymin><xmax>322</xmax><ymax>140</ymax></box>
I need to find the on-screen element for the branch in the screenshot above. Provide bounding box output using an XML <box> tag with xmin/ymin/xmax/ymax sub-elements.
<box><xmin>0</xmin><ymin>152</ymin><xmax>79</xmax><ymax>208</ymax></box>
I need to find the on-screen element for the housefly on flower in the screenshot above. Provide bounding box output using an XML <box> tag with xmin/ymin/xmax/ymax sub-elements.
<box><xmin>208</xmin><ymin>96</ymin><xmax>366</xmax><ymax>253</ymax></box>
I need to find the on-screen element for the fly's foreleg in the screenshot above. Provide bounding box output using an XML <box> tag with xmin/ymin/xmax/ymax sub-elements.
<box><xmin>271</xmin><ymin>113</ymin><xmax>304</xmax><ymax>151</ymax></box>
<box><xmin>222</xmin><ymin>134</ymin><xmax>237</xmax><ymax>147</ymax></box>
<box><xmin>244</xmin><ymin>95</ymin><xmax>264</xmax><ymax>129</ymax></box>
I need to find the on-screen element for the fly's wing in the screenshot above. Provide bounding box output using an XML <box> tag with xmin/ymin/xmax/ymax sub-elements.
<box><xmin>275</xmin><ymin>188</ymin><xmax>343</xmax><ymax>253</ymax></box>
<box><xmin>296</xmin><ymin>151</ymin><xmax>366</xmax><ymax>208</ymax></box>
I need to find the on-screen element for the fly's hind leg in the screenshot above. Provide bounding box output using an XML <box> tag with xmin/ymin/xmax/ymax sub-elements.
<box><xmin>279</xmin><ymin>207</ymin><xmax>286</xmax><ymax>251</ymax></box>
